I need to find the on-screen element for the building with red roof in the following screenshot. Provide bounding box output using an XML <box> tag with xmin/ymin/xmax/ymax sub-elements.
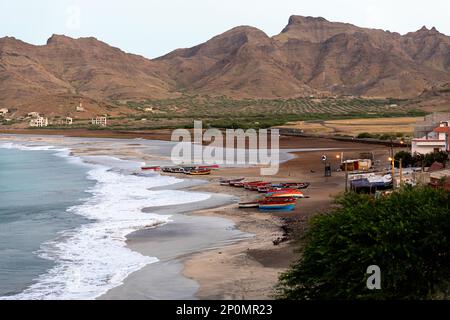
<box><xmin>412</xmin><ymin>121</ymin><xmax>449</xmax><ymax>155</ymax></box>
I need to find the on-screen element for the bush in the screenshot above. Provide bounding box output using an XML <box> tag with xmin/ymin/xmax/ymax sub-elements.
<box><xmin>394</xmin><ymin>151</ymin><xmax>414</xmax><ymax>168</ymax></box>
<box><xmin>379</xmin><ymin>134</ymin><xmax>395</xmax><ymax>141</ymax></box>
<box><xmin>357</xmin><ymin>132</ymin><xmax>375</xmax><ymax>139</ymax></box>
<box><xmin>277</xmin><ymin>187</ymin><xmax>450</xmax><ymax>300</ymax></box>
<box><xmin>413</xmin><ymin>151</ymin><xmax>449</xmax><ymax>167</ymax></box>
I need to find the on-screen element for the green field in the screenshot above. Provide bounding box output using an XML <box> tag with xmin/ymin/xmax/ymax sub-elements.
<box><xmin>114</xmin><ymin>95</ymin><xmax>425</xmax><ymax>130</ymax></box>
<box><xmin>13</xmin><ymin>95</ymin><xmax>426</xmax><ymax>131</ymax></box>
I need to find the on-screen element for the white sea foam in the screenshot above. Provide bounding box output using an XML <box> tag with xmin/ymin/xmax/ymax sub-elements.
<box><xmin>0</xmin><ymin>142</ymin><xmax>210</xmax><ymax>300</ymax></box>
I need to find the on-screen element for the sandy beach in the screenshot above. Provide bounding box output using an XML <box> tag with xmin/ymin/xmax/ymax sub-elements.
<box><xmin>0</xmin><ymin>132</ymin><xmax>395</xmax><ymax>299</ymax></box>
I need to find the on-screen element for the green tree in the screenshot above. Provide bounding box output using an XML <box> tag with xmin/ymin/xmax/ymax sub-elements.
<box><xmin>394</xmin><ymin>151</ymin><xmax>413</xmax><ymax>168</ymax></box>
<box><xmin>277</xmin><ymin>187</ymin><xmax>450</xmax><ymax>300</ymax></box>
<box><xmin>424</xmin><ymin>151</ymin><xmax>449</xmax><ymax>167</ymax></box>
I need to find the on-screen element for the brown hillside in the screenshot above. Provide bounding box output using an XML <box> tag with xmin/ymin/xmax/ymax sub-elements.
<box><xmin>1</xmin><ymin>15</ymin><xmax>450</xmax><ymax>115</ymax></box>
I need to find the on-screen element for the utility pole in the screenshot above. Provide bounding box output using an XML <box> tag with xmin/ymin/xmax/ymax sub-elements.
<box><xmin>399</xmin><ymin>159</ymin><xmax>403</xmax><ymax>186</ymax></box>
<box><xmin>345</xmin><ymin>162</ymin><xmax>348</xmax><ymax>192</ymax></box>
<box><xmin>391</xmin><ymin>157</ymin><xmax>396</xmax><ymax>188</ymax></box>
<box><xmin>337</xmin><ymin>153</ymin><xmax>348</xmax><ymax>192</ymax></box>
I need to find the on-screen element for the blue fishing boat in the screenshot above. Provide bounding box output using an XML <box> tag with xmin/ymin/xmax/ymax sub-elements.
<box><xmin>258</xmin><ymin>203</ymin><xmax>296</xmax><ymax>212</ymax></box>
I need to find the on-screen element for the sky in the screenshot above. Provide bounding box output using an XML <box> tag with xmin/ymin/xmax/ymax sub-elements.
<box><xmin>1</xmin><ymin>0</ymin><xmax>449</xmax><ymax>59</ymax></box>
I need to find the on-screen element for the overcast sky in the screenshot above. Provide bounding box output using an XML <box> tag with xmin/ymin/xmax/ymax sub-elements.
<box><xmin>1</xmin><ymin>0</ymin><xmax>449</xmax><ymax>58</ymax></box>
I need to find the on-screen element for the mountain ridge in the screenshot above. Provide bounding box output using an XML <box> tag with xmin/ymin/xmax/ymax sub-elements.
<box><xmin>1</xmin><ymin>15</ymin><xmax>450</xmax><ymax>115</ymax></box>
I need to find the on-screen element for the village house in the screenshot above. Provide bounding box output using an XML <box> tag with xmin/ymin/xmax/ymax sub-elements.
<box><xmin>0</xmin><ymin>108</ymin><xmax>8</xmax><ymax>116</ymax></box>
<box><xmin>412</xmin><ymin>121</ymin><xmax>450</xmax><ymax>155</ymax></box>
<box><xmin>76</xmin><ymin>101</ymin><xmax>85</xmax><ymax>112</ymax></box>
<box><xmin>29</xmin><ymin>116</ymin><xmax>48</xmax><ymax>127</ymax></box>
<box><xmin>65</xmin><ymin>117</ymin><xmax>73</xmax><ymax>125</ymax></box>
<box><xmin>27</xmin><ymin>112</ymin><xmax>40</xmax><ymax>118</ymax></box>
<box><xmin>91</xmin><ymin>116</ymin><xmax>107</xmax><ymax>127</ymax></box>
<box><xmin>56</xmin><ymin>117</ymin><xmax>73</xmax><ymax>125</ymax></box>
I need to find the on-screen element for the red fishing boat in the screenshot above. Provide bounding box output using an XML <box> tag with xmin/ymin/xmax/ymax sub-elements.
<box><xmin>243</xmin><ymin>181</ymin><xmax>263</xmax><ymax>189</ymax></box>
<box><xmin>198</xmin><ymin>165</ymin><xmax>220</xmax><ymax>170</ymax></box>
<box><xmin>266</xmin><ymin>189</ymin><xmax>305</xmax><ymax>198</ymax></box>
<box><xmin>141</xmin><ymin>166</ymin><xmax>161</xmax><ymax>171</ymax></box>
<box><xmin>245</xmin><ymin>182</ymin><xmax>271</xmax><ymax>191</ymax></box>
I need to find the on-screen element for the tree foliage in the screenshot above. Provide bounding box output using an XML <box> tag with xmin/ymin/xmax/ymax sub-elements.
<box><xmin>393</xmin><ymin>151</ymin><xmax>449</xmax><ymax>168</ymax></box>
<box><xmin>277</xmin><ymin>187</ymin><xmax>450</xmax><ymax>300</ymax></box>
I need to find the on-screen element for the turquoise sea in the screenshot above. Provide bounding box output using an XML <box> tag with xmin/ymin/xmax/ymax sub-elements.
<box><xmin>0</xmin><ymin>147</ymin><xmax>94</xmax><ymax>297</ymax></box>
<box><xmin>0</xmin><ymin>142</ymin><xmax>211</xmax><ymax>300</ymax></box>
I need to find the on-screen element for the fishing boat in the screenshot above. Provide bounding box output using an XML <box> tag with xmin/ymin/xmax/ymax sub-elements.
<box><xmin>243</xmin><ymin>181</ymin><xmax>263</xmax><ymax>189</ymax></box>
<box><xmin>245</xmin><ymin>182</ymin><xmax>270</xmax><ymax>191</ymax></box>
<box><xmin>266</xmin><ymin>189</ymin><xmax>305</xmax><ymax>198</ymax></box>
<box><xmin>162</xmin><ymin>166</ymin><xmax>185</xmax><ymax>173</ymax></box>
<box><xmin>280</xmin><ymin>182</ymin><xmax>310</xmax><ymax>189</ymax></box>
<box><xmin>187</xmin><ymin>169</ymin><xmax>211</xmax><ymax>175</ymax></box>
<box><xmin>141</xmin><ymin>166</ymin><xmax>161</xmax><ymax>171</ymax></box>
<box><xmin>219</xmin><ymin>178</ymin><xmax>244</xmax><ymax>186</ymax></box>
<box><xmin>231</xmin><ymin>181</ymin><xmax>247</xmax><ymax>187</ymax></box>
<box><xmin>182</xmin><ymin>166</ymin><xmax>198</xmax><ymax>173</ymax></box>
<box><xmin>258</xmin><ymin>197</ymin><xmax>296</xmax><ymax>212</ymax></box>
<box><xmin>198</xmin><ymin>165</ymin><xmax>220</xmax><ymax>170</ymax></box>
<box><xmin>238</xmin><ymin>201</ymin><xmax>260</xmax><ymax>208</ymax></box>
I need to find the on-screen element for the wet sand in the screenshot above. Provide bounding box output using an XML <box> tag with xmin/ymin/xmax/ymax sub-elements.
<box><xmin>100</xmin><ymin>193</ymin><xmax>252</xmax><ymax>300</ymax></box>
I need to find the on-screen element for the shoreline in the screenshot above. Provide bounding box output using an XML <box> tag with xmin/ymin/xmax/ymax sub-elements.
<box><xmin>100</xmin><ymin>191</ymin><xmax>252</xmax><ymax>300</ymax></box>
<box><xmin>0</xmin><ymin>132</ymin><xmax>391</xmax><ymax>299</ymax></box>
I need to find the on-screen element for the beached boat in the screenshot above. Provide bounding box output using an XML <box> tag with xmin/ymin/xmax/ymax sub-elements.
<box><xmin>219</xmin><ymin>178</ymin><xmax>244</xmax><ymax>186</ymax></box>
<box><xmin>265</xmin><ymin>189</ymin><xmax>305</xmax><ymax>198</ymax></box>
<box><xmin>258</xmin><ymin>197</ymin><xmax>296</xmax><ymax>212</ymax></box>
<box><xmin>279</xmin><ymin>182</ymin><xmax>310</xmax><ymax>189</ymax></box>
<box><xmin>198</xmin><ymin>165</ymin><xmax>220</xmax><ymax>170</ymax></box>
<box><xmin>243</xmin><ymin>181</ymin><xmax>263</xmax><ymax>189</ymax></box>
<box><xmin>161</xmin><ymin>166</ymin><xmax>185</xmax><ymax>173</ymax></box>
<box><xmin>231</xmin><ymin>181</ymin><xmax>247</xmax><ymax>187</ymax></box>
<box><xmin>141</xmin><ymin>166</ymin><xmax>160</xmax><ymax>171</ymax></box>
<box><xmin>182</xmin><ymin>166</ymin><xmax>198</xmax><ymax>173</ymax></box>
<box><xmin>257</xmin><ymin>182</ymin><xmax>310</xmax><ymax>192</ymax></box>
<box><xmin>245</xmin><ymin>182</ymin><xmax>270</xmax><ymax>191</ymax></box>
<box><xmin>187</xmin><ymin>169</ymin><xmax>211</xmax><ymax>175</ymax></box>
<box><xmin>238</xmin><ymin>201</ymin><xmax>260</xmax><ymax>208</ymax></box>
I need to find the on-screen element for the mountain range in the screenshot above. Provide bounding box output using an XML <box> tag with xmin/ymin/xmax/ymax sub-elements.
<box><xmin>1</xmin><ymin>15</ymin><xmax>450</xmax><ymax>115</ymax></box>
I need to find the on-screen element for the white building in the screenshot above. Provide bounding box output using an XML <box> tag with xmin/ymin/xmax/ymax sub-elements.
<box><xmin>57</xmin><ymin>117</ymin><xmax>73</xmax><ymax>125</ymax></box>
<box><xmin>412</xmin><ymin>121</ymin><xmax>450</xmax><ymax>155</ymax></box>
<box><xmin>76</xmin><ymin>101</ymin><xmax>85</xmax><ymax>112</ymax></box>
<box><xmin>0</xmin><ymin>108</ymin><xmax>8</xmax><ymax>116</ymax></box>
<box><xmin>29</xmin><ymin>117</ymin><xmax>48</xmax><ymax>127</ymax></box>
<box><xmin>91</xmin><ymin>116</ymin><xmax>107</xmax><ymax>127</ymax></box>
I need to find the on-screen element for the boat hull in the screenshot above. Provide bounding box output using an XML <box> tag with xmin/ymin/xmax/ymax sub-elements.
<box><xmin>238</xmin><ymin>202</ymin><xmax>259</xmax><ymax>208</ymax></box>
<box><xmin>258</xmin><ymin>204</ymin><xmax>295</xmax><ymax>212</ymax></box>
<box><xmin>188</xmin><ymin>170</ymin><xmax>211</xmax><ymax>175</ymax></box>
<box><xmin>141</xmin><ymin>166</ymin><xmax>161</xmax><ymax>171</ymax></box>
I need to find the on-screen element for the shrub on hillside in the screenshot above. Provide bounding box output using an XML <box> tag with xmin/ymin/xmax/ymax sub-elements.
<box><xmin>277</xmin><ymin>187</ymin><xmax>450</xmax><ymax>300</ymax></box>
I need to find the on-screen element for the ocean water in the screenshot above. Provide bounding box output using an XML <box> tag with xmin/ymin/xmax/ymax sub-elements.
<box><xmin>0</xmin><ymin>142</ymin><xmax>210</xmax><ymax>300</ymax></box>
<box><xmin>0</xmin><ymin>146</ymin><xmax>94</xmax><ymax>297</ymax></box>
